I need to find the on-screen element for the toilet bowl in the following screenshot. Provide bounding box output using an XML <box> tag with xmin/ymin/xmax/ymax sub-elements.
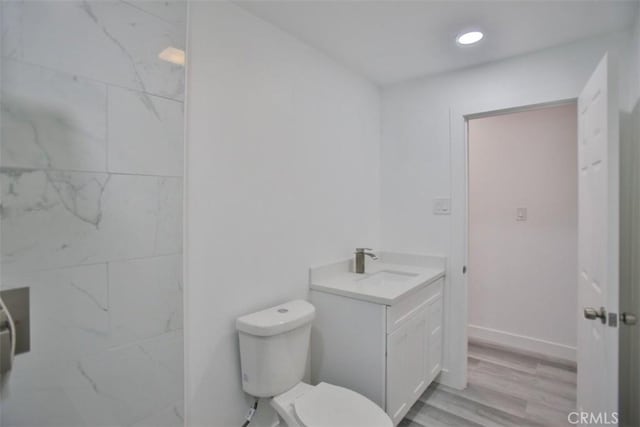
<box><xmin>236</xmin><ymin>300</ymin><xmax>393</xmax><ymax>427</ymax></box>
<box><xmin>271</xmin><ymin>382</ymin><xmax>391</xmax><ymax>427</ymax></box>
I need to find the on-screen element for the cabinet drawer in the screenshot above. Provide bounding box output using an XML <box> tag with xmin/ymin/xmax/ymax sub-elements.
<box><xmin>386</xmin><ymin>278</ymin><xmax>443</xmax><ymax>333</ymax></box>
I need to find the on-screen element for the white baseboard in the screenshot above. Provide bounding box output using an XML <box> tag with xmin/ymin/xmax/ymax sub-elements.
<box><xmin>468</xmin><ymin>324</ymin><xmax>576</xmax><ymax>362</ymax></box>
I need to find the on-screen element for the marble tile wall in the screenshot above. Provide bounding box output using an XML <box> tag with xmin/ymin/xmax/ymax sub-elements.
<box><xmin>0</xmin><ymin>1</ymin><xmax>185</xmax><ymax>426</ymax></box>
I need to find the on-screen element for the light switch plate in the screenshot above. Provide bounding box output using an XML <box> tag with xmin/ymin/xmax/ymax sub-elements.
<box><xmin>516</xmin><ymin>207</ymin><xmax>527</xmax><ymax>221</ymax></box>
<box><xmin>433</xmin><ymin>198</ymin><xmax>451</xmax><ymax>215</ymax></box>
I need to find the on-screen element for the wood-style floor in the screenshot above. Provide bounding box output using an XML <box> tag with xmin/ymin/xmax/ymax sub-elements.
<box><xmin>400</xmin><ymin>341</ymin><xmax>577</xmax><ymax>427</ymax></box>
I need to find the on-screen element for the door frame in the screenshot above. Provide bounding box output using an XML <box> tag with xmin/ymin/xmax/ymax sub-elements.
<box><xmin>446</xmin><ymin>97</ymin><xmax>577</xmax><ymax>389</ymax></box>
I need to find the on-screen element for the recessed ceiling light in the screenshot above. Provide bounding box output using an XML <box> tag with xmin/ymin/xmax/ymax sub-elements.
<box><xmin>159</xmin><ymin>47</ymin><xmax>185</xmax><ymax>66</ymax></box>
<box><xmin>456</xmin><ymin>31</ymin><xmax>484</xmax><ymax>46</ymax></box>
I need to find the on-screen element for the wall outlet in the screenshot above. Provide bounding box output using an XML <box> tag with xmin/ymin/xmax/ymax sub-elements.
<box><xmin>433</xmin><ymin>198</ymin><xmax>451</xmax><ymax>215</ymax></box>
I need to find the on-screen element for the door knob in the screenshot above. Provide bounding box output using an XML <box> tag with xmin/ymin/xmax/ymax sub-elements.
<box><xmin>584</xmin><ymin>306</ymin><xmax>607</xmax><ymax>324</ymax></box>
<box><xmin>620</xmin><ymin>313</ymin><xmax>637</xmax><ymax>326</ymax></box>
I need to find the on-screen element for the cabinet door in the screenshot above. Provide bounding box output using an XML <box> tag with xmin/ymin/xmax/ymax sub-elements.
<box><xmin>386</xmin><ymin>305</ymin><xmax>427</xmax><ymax>425</ymax></box>
<box><xmin>426</xmin><ymin>293</ymin><xmax>443</xmax><ymax>382</ymax></box>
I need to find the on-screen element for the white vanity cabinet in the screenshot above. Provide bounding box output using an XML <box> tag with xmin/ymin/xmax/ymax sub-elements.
<box><xmin>310</xmin><ymin>277</ymin><xmax>444</xmax><ymax>426</ymax></box>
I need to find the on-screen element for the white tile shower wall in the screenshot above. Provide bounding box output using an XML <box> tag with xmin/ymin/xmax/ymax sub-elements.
<box><xmin>1</xmin><ymin>59</ymin><xmax>107</xmax><ymax>172</ymax></box>
<box><xmin>0</xmin><ymin>1</ymin><xmax>185</xmax><ymax>426</ymax></box>
<box><xmin>1</xmin><ymin>171</ymin><xmax>182</xmax><ymax>273</ymax></box>
<box><xmin>109</xmin><ymin>254</ymin><xmax>183</xmax><ymax>346</ymax></box>
<box><xmin>2</xmin><ymin>330</ymin><xmax>184</xmax><ymax>427</ymax></box>
<box><xmin>107</xmin><ymin>86</ymin><xmax>184</xmax><ymax>176</ymax></box>
<box><xmin>3</xmin><ymin>264</ymin><xmax>110</xmax><ymax>363</ymax></box>
<box><xmin>2</xmin><ymin>0</ymin><xmax>185</xmax><ymax>100</ymax></box>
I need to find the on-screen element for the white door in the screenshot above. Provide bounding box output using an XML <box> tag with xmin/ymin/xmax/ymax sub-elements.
<box><xmin>577</xmin><ymin>53</ymin><xmax>619</xmax><ymax>419</ymax></box>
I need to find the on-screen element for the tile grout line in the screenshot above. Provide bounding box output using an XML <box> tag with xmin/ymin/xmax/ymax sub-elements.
<box><xmin>2</xmin><ymin>251</ymin><xmax>183</xmax><ymax>277</ymax></box>
<box><xmin>0</xmin><ymin>165</ymin><xmax>184</xmax><ymax>179</ymax></box>
<box><xmin>107</xmin><ymin>328</ymin><xmax>184</xmax><ymax>353</ymax></box>
<box><xmin>1</xmin><ymin>55</ymin><xmax>186</xmax><ymax>104</ymax></box>
<box><xmin>119</xmin><ymin>0</ymin><xmax>181</xmax><ymax>28</ymax></box>
<box><xmin>105</xmin><ymin>84</ymin><xmax>110</xmax><ymax>173</ymax></box>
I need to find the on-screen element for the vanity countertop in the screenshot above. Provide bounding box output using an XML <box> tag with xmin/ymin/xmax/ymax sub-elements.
<box><xmin>309</xmin><ymin>252</ymin><xmax>445</xmax><ymax>305</ymax></box>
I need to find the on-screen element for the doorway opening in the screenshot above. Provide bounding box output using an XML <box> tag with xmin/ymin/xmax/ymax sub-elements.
<box><xmin>442</xmin><ymin>54</ymin><xmax>620</xmax><ymax>426</ymax></box>
<box><xmin>465</xmin><ymin>103</ymin><xmax>578</xmax><ymax>423</ymax></box>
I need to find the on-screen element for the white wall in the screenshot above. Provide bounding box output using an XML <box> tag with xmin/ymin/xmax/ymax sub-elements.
<box><xmin>381</xmin><ymin>30</ymin><xmax>633</xmax><ymax>384</ymax></box>
<box><xmin>468</xmin><ymin>104</ymin><xmax>578</xmax><ymax>360</ymax></box>
<box><xmin>381</xmin><ymin>31</ymin><xmax>631</xmax><ymax>256</ymax></box>
<box><xmin>1</xmin><ymin>1</ymin><xmax>185</xmax><ymax>426</ymax></box>
<box><xmin>185</xmin><ymin>2</ymin><xmax>380</xmax><ymax>426</ymax></box>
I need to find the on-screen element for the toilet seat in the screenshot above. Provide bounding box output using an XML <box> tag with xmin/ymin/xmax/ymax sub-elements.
<box><xmin>293</xmin><ymin>382</ymin><xmax>392</xmax><ymax>427</ymax></box>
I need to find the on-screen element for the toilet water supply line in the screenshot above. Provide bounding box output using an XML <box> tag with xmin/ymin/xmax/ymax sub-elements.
<box><xmin>241</xmin><ymin>399</ymin><xmax>259</xmax><ymax>427</ymax></box>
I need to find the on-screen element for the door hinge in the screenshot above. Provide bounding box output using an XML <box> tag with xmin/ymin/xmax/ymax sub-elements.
<box><xmin>462</xmin><ymin>266</ymin><xmax>467</xmax><ymax>274</ymax></box>
<box><xmin>608</xmin><ymin>312</ymin><xmax>618</xmax><ymax>327</ymax></box>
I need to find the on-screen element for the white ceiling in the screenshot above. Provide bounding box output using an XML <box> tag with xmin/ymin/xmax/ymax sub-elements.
<box><xmin>236</xmin><ymin>0</ymin><xmax>639</xmax><ymax>85</ymax></box>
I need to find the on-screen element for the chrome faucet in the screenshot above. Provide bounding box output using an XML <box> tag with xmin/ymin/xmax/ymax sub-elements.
<box><xmin>354</xmin><ymin>248</ymin><xmax>378</xmax><ymax>274</ymax></box>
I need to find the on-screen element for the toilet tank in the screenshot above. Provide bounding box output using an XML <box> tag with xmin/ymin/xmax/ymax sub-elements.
<box><xmin>236</xmin><ymin>300</ymin><xmax>315</xmax><ymax>397</ymax></box>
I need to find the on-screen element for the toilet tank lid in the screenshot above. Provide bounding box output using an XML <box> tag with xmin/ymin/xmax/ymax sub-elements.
<box><xmin>236</xmin><ymin>300</ymin><xmax>315</xmax><ymax>337</ymax></box>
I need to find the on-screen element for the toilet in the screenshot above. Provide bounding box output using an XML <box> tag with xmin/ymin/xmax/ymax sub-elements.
<box><xmin>236</xmin><ymin>300</ymin><xmax>392</xmax><ymax>427</ymax></box>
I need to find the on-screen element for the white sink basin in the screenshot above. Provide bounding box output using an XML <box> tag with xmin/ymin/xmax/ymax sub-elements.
<box><xmin>310</xmin><ymin>257</ymin><xmax>446</xmax><ymax>305</ymax></box>
<box><xmin>357</xmin><ymin>270</ymin><xmax>419</xmax><ymax>286</ymax></box>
